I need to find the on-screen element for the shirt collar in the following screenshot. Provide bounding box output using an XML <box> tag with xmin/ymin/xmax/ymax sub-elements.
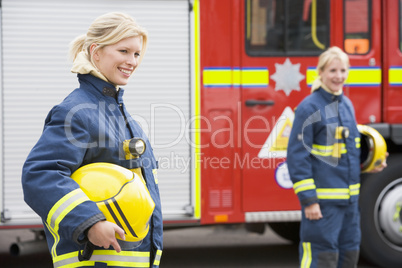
<box><xmin>317</xmin><ymin>86</ymin><xmax>343</xmax><ymax>102</ymax></box>
<box><xmin>78</xmin><ymin>74</ymin><xmax>124</xmax><ymax>100</ymax></box>
<box><xmin>71</xmin><ymin>51</ymin><xmax>120</xmax><ymax>91</ymax></box>
<box><xmin>321</xmin><ymin>83</ymin><xmax>343</xmax><ymax>96</ymax></box>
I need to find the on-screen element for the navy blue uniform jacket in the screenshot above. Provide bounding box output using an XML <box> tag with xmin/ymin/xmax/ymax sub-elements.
<box><xmin>287</xmin><ymin>88</ymin><xmax>361</xmax><ymax>207</ymax></box>
<box><xmin>22</xmin><ymin>74</ymin><xmax>163</xmax><ymax>267</ymax></box>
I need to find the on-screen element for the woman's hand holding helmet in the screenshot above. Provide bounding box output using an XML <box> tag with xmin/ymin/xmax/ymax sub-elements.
<box><xmin>87</xmin><ymin>220</ymin><xmax>126</xmax><ymax>252</ymax></box>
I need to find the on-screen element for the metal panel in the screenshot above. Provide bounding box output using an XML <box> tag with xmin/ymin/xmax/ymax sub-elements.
<box><xmin>1</xmin><ymin>0</ymin><xmax>191</xmax><ymax>225</ymax></box>
<box><xmin>245</xmin><ymin>211</ymin><xmax>301</xmax><ymax>223</ymax></box>
<box><xmin>0</xmin><ymin>7</ymin><xmax>4</xmax><ymax>223</ymax></box>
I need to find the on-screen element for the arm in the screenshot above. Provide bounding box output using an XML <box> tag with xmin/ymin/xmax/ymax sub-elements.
<box><xmin>287</xmin><ymin>105</ymin><xmax>319</xmax><ymax>208</ymax></box>
<box><xmin>22</xmin><ymin>104</ymin><xmax>105</xmax><ymax>244</ymax></box>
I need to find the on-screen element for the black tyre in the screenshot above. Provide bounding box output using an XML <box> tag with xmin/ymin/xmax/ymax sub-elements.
<box><xmin>360</xmin><ymin>154</ymin><xmax>402</xmax><ymax>268</ymax></box>
<box><xmin>268</xmin><ymin>222</ymin><xmax>300</xmax><ymax>244</ymax></box>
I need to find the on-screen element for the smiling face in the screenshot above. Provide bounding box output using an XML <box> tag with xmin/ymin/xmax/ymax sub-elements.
<box><xmin>319</xmin><ymin>58</ymin><xmax>349</xmax><ymax>93</ymax></box>
<box><xmin>91</xmin><ymin>36</ymin><xmax>142</xmax><ymax>86</ymax></box>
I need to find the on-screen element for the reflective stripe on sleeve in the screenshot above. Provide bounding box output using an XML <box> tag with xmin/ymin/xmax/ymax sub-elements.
<box><xmin>153</xmin><ymin>249</ymin><xmax>163</xmax><ymax>266</ymax></box>
<box><xmin>349</xmin><ymin>183</ymin><xmax>360</xmax><ymax>196</ymax></box>
<box><xmin>47</xmin><ymin>189</ymin><xmax>89</xmax><ymax>230</ymax></box>
<box><xmin>46</xmin><ymin>189</ymin><xmax>90</xmax><ymax>258</ymax></box>
<box><xmin>293</xmin><ymin>179</ymin><xmax>316</xmax><ymax>194</ymax></box>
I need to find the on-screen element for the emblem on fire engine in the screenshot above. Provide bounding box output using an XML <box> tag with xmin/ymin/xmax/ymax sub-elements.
<box><xmin>275</xmin><ymin>162</ymin><xmax>293</xmax><ymax>189</ymax></box>
<box><xmin>271</xmin><ymin>58</ymin><xmax>305</xmax><ymax>96</ymax></box>
<box><xmin>258</xmin><ymin>106</ymin><xmax>294</xmax><ymax>158</ymax></box>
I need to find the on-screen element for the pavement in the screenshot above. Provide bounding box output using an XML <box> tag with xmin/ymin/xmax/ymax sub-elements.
<box><xmin>0</xmin><ymin>224</ymin><xmax>379</xmax><ymax>267</ymax></box>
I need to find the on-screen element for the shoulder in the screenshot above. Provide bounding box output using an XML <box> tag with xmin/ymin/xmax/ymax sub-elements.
<box><xmin>295</xmin><ymin>92</ymin><xmax>323</xmax><ymax>116</ymax></box>
<box><xmin>47</xmin><ymin>88</ymin><xmax>97</xmax><ymax>124</ymax></box>
<box><xmin>340</xmin><ymin>94</ymin><xmax>357</xmax><ymax>119</ymax></box>
<box><xmin>342</xmin><ymin>94</ymin><xmax>354</xmax><ymax>108</ymax></box>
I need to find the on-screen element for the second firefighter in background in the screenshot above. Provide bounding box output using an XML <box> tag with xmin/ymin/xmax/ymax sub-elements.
<box><xmin>287</xmin><ymin>46</ymin><xmax>386</xmax><ymax>268</ymax></box>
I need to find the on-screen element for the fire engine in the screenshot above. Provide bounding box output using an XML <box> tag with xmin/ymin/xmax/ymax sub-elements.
<box><xmin>0</xmin><ymin>0</ymin><xmax>401</xmax><ymax>267</ymax></box>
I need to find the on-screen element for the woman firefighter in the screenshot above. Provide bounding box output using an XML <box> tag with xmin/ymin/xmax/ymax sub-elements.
<box><xmin>287</xmin><ymin>46</ymin><xmax>387</xmax><ymax>268</ymax></box>
<box><xmin>22</xmin><ymin>12</ymin><xmax>163</xmax><ymax>268</ymax></box>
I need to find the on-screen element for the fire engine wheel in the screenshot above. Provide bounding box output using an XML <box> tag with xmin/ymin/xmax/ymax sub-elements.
<box><xmin>267</xmin><ymin>222</ymin><xmax>300</xmax><ymax>244</ymax></box>
<box><xmin>360</xmin><ymin>154</ymin><xmax>402</xmax><ymax>268</ymax></box>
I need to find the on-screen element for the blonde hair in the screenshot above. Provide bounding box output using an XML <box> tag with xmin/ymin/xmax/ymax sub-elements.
<box><xmin>69</xmin><ymin>12</ymin><xmax>148</xmax><ymax>66</ymax></box>
<box><xmin>311</xmin><ymin>46</ymin><xmax>350</xmax><ymax>92</ymax></box>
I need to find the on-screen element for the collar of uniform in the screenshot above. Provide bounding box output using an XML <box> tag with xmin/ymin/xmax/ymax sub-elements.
<box><xmin>321</xmin><ymin>83</ymin><xmax>343</xmax><ymax>96</ymax></box>
<box><xmin>78</xmin><ymin>74</ymin><xmax>124</xmax><ymax>99</ymax></box>
<box><xmin>102</xmin><ymin>86</ymin><xmax>117</xmax><ymax>98</ymax></box>
<box><xmin>317</xmin><ymin>87</ymin><xmax>343</xmax><ymax>102</ymax></box>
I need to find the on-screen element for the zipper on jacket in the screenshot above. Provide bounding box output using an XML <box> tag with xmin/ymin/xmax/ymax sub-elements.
<box><xmin>118</xmin><ymin>103</ymin><xmax>134</xmax><ymax>138</ymax></box>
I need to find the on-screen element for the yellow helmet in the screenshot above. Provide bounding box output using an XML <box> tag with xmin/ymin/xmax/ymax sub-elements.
<box><xmin>71</xmin><ymin>163</ymin><xmax>155</xmax><ymax>248</ymax></box>
<box><xmin>357</xmin><ymin>124</ymin><xmax>387</xmax><ymax>172</ymax></box>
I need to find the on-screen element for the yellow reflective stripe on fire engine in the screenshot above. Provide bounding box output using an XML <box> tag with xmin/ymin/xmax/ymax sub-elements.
<box><xmin>203</xmin><ymin>67</ymin><xmax>268</xmax><ymax>87</ymax></box>
<box><xmin>355</xmin><ymin>137</ymin><xmax>361</xmax><ymax>148</ymax></box>
<box><xmin>346</xmin><ymin>67</ymin><xmax>381</xmax><ymax>86</ymax></box>
<box><xmin>153</xmin><ymin>249</ymin><xmax>163</xmax><ymax>266</ymax></box>
<box><xmin>389</xmin><ymin>67</ymin><xmax>402</xmax><ymax>86</ymax></box>
<box><xmin>311</xmin><ymin>143</ymin><xmax>347</xmax><ymax>157</ymax></box>
<box><xmin>193</xmin><ymin>0</ymin><xmax>201</xmax><ymax>220</ymax></box>
<box><xmin>53</xmin><ymin>250</ymin><xmax>151</xmax><ymax>268</ymax></box>
<box><xmin>241</xmin><ymin>68</ymin><xmax>269</xmax><ymax>86</ymax></box>
<box><xmin>306</xmin><ymin>68</ymin><xmax>317</xmax><ymax>85</ymax></box>
<box><xmin>301</xmin><ymin>242</ymin><xmax>312</xmax><ymax>268</ymax></box>
<box><xmin>293</xmin><ymin>179</ymin><xmax>316</xmax><ymax>194</ymax></box>
<box><xmin>317</xmin><ymin>184</ymin><xmax>360</xmax><ymax>199</ymax></box>
<box><xmin>306</xmin><ymin>67</ymin><xmax>381</xmax><ymax>86</ymax></box>
<box><xmin>203</xmin><ymin>68</ymin><xmax>231</xmax><ymax>87</ymax></box>
<box><xmin>46</xmin><ymin>189</ymin><xmax>89</xmax><ymax>258</ymax></box>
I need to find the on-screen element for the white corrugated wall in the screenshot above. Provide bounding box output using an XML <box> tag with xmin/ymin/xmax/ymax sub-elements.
<box><xmin>1</xmin><ymin>0</ymin><xmax>191</xmax><ymax>225</ymax></box>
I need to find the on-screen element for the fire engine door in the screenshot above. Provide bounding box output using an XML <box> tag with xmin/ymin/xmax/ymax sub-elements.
<box><xmin>342</xmin><ymin>0</ymin><xmax>382</xmax><ymax>124</ymax></box>
<box><xmin>343</xmin><ymin>0</ymin><xmax>402</xmax><ymax>125</ymax></box>
<box><xmin>240</xmin><ymin>71</ymin><xmax>300</xmax><ymax>213</ymax></box>
<box><xmin>239</xmin><ymin>0</ymin><xmax>318</xmax><ymax>212</ymax></box>
<box><xmin>382</xmin><ymin>0</ymin><xmax>402</xmax><ymax>123</ymax></box>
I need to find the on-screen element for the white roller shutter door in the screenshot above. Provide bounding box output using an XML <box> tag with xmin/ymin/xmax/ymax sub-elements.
<box><xmin>1</xmin><ymin>0</ymin><xmax>191</xmax><ymax>225</ymax></box>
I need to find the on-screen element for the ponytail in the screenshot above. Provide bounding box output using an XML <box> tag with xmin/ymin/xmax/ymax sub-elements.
<box><xmin>69</xmin><ymin>34</ymin><xmax>87</xmax><ymax>61</ymax></box>
<box><xmin>311</xmin><ymin>78</ymin><xmax>322</xmax><ymax>93</ymax></box>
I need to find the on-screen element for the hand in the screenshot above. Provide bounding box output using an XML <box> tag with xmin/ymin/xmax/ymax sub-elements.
<box><xmin>368</xmin><ymin>152</ymin><xmax>389</xmax><ymax>173</ymax></box>
<box><xmin>304</xmin><ymin>203</ymin><xmax>323</xmax><ymax>221</ymax></box>
<box><xmin>87</xmin><ymin>221</ymin><xmax>125</xmax><ymax>253</ymax></box>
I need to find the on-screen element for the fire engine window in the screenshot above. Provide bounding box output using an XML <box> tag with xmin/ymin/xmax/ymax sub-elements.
<box><xmin>344</xmin><ymin>0</ymin><xmax>371</xmax><ymax>55</ymax></box>
<box><xmin>245</xmin><ymin>0</ymin><xmax>330</xmax><ymax>56</ymax></box>
<box><xmin>400</xmin><ymin>0</ymin><xmax>402</xmax><ymax>51</ymax></box>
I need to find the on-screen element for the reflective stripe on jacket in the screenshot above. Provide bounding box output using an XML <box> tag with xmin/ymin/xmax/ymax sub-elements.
<box><xmin>22</xmin><ymin>74</ymin><xmax>163</xmax><ymax>267</ymax></box>
<box><xmin>53</xmin><ymin>249</ymin><xmax>162</xmax><ymax>268</ymax></box>
<box><xmin>287</xmin><ymin>88</ymin><xmax>361</xmax><ymax>206</ymax></box>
